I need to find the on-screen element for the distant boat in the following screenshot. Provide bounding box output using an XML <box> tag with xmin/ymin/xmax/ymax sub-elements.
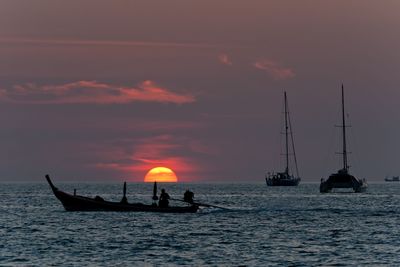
<box><xmin>266</xmin><ymin>92</ymin><xmax>301</xmax><ymax>186</ymax></box>
<box><xmin>45</xmin><ymin>175</ymin><xmax>199</xmax><ymax>213</ymax></box>
<box><xmin>385</xmin><ymin>176</ymin><xmax>399</xmax><ymax>182</ymax></box>
<box><xmin>320</xmin><ymin>85</ymin><xmax>367</xmax><ymax>193</ymax></box>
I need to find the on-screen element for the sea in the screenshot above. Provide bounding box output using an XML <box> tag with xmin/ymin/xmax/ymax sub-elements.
<box><xmin>1</xmin><ymin>182</ymin><xmax>399</xmax><ymax>266</ymax></box>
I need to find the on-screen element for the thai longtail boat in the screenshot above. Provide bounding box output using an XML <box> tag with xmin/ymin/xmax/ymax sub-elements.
<box><xmin>45</xmin><ymin>175</ymin><xmax>199</xmax><ymax>213</ymax></box>
<box><xmin>265</xmin><ymin>92</ymin><xmax>301</xmax><ymax>186</ymax></box>
<box><xmin>319</xmin><ymin>85</ymin><xmax>367</xmax><ymax>193</ymax></box>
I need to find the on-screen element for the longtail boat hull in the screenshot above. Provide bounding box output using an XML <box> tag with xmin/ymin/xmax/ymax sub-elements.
<box><xmin>45</xmin><ymin>175</ymin><xmax>198</xmax><ymax>213</ymax></box>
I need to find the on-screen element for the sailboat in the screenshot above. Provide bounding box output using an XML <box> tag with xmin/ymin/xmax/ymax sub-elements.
<box><xmin>265</xmin><ymin>92</ymin><xmax>301</xmax><ymax>186</ymax></box>
<box><xmin>320</xmin><ymin>85</ymin><xmax>367</xmax><ymax>193</ymax></box>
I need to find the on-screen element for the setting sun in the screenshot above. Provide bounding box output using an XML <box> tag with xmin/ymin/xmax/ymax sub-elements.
<box><xmin>144</xmin><ymin>167</ymin><xmax>178</xmax><ymax>183</ymax></box>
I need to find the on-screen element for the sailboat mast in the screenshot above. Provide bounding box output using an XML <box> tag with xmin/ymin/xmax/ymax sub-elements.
<box><xmin>284</xmin><ymin>91</ymin><xmax>289</xmax><ymax>174</ymax></box>
<box><xmin>341</xmin><ymin>84</ymin><xmax>348</xmax><ymax>171</ymax></box>
<box><xmin>288</xmin><ymin>107</ymin><xmax>299</xmax><ymax>178</ymax></box>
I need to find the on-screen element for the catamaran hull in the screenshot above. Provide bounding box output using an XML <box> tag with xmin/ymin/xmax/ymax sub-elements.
<box><xmin>320</xmin><ymin>172</ymin><xmax>367</xmax><ymax>193</ymax></box>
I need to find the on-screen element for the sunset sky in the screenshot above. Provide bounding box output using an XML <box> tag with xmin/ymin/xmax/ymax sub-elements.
<box><xmin>1</xmin><ymin>1</ymin><xmax>400</xmax><ymax>182</ymax></box>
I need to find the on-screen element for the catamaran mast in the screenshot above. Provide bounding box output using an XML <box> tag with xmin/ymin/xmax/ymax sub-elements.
<box><xmin>284</xmin><ymin>91</ymin><xmax>289</xmax><ymax>174</ymax></box>
<box><xmin>341</xmin><ymin>84</ymin><xmax>348</xmax><ymax>171</ymax></box>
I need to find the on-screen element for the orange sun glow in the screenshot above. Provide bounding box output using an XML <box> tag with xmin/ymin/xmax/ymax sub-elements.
<box><xmin>144</xmin><ymin>167</ymin><xmax>178</xmax><ymax>183</ymax></box>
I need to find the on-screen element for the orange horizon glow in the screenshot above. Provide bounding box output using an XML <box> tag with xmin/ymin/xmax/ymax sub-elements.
<box><xmin>144</xmin><ymin>167</ymin><xmax>178</xmax><ymax>183</ymax></box>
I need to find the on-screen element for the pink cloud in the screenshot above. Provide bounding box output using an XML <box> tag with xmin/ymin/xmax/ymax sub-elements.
<box><xmin>0</xmin><ymin>80</ymin><xmax>195</xmax><ymax>104</ymax></box>
<box><xmin>139</xmin><ymin>121</ymin><xmax>202</xmax><ymax>131</ymax></box>
<box><xmin>132</xmin><ymin>136</ymin><xmax>180</xmax><ymax>163</ymax></box>
<box><xmin>93</xmin><ymin>135</ymin><xmax>201</xmax><ymax>181</ymax></box>
<box><xmin>0</xmin><ymin>37</ymin><xmax>217</xmax><ymax>49</ymax></box>
<box><xmin>92</xmin><ymin>134</ymin><xmax>216</xmax><ymax>181</ymax></box>
<box><xmin>218</xmin><ymin>53</ymin><xmax>233</xmax><ymax>66</ymax></box>
<box><xmin>188</xmin><ymin>140</ymin><xmax>219</xmax><ymax>155</ymax></box>
<box><xmin>253</xmin><ymin>59</ymin><xmax>295</xmax><ymax>80</ymax></box>
<box><xmin>0</xmin><ymin>88</ymin><xmax>7</xmax><ymax>97</ymax></box>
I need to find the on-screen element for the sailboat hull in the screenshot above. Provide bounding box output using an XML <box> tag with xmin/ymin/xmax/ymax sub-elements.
<box><xmin>266</xmin><ymin>178</ymin><xmax>300</xmax><ymax>186</ymax></box>
<box><xmin>266</xmin><ymin>172</ymin><xmax>301</xmax><ymax>186</ymax></box>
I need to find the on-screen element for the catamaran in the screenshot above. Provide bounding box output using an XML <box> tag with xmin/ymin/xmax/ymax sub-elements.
<box><xmin>320</xmin><ymin>85</ymin><xmax>367</xmax><ymax>193</ymax></box>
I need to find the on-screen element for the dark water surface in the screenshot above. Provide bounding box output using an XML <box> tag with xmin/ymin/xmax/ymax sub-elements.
<box><xmin>1</xmin><ymin>183</ymin><xmax>399</xmax><ymax>266</ymax></box>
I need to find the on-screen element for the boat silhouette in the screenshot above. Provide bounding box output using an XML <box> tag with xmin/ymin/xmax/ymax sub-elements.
<box><xmin>320</xmin><ymin>85</ymin><xmax>367</xmax><ymax>193</ymax></box>
<box><xmin>384</xmin><ymin>176</ymin><xmax>399</xmax><ymax>182</ymax></box>
<box><xmin>45</xmin><ymin>175</ymin><xmax>199</xmax><ymax>213</ymax></box>
<box><xmin>265</xmin><ymin>92</ymin><xmax>301</xmax><ymax>186</ymax></box>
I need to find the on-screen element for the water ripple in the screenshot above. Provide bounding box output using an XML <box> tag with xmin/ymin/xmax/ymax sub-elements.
<box><xmin>0</xmin><ymin>183</ymin><xmax>399</xmax><ymax>265</ymax></box>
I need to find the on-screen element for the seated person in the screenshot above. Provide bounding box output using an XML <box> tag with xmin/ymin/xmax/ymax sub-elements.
<box><xmin>158</xmin><ymin>189</ymin><xmax>170</xmax><ymax>208</ymax></box>
<box><xmin>183</xmin><ymin>190</ymin><xmax>194</xmax><ymax>204</ymax></box>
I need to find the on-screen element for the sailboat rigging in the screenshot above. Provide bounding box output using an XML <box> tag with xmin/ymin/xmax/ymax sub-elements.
<box><xmin>265</xmin><ymin>92</ymin><xmax>301</xmax><ymax>186</ymax></box>
<box><xmin>320</xmin><ymin>84</ymin><xmax>367</xmax><ymax>193</ymax></box>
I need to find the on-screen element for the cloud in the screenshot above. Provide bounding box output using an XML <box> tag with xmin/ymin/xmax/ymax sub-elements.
<box><xmin>0</xmin><ymin>37</ymin><xmax>217</xmax><ymax>49</ymax></box>
<box><xmin>0</xmin><ymin>88</ymin><xmax>7</xmax><ymax>97</ymax></box>
<box><xmin>0</xmin><ymin>80</ymin><xmax>195</xmax><ymax>104</ymax></box>
<box><xmin>218</xmin><ymin>53</ymin><xmax>233</xmax><ymax>66</ymax></box>
<box><xmin>93</xmin><ymin>134</ymin><xmax>201</xmax><ymax>180</ymax></box>
<box><xmin>253</xmin><ymin>59</ymin><xmax>295</xmax><ymax>80</ymax></box>
<box><xmin>131</xmin><ymin>135</ymin><xmax>180</xmax><ymax>163</ymax></box>
<box><xmin>188</xmin><ymin>140</ymin><xmax>219</xmax><ymax>155</ymax></box>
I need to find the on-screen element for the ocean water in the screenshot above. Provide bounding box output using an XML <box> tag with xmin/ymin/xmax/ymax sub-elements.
<box><xmin>0</xmin><ymin>182</ymin><xmax>399</xmax><ymax>266</ymax></box>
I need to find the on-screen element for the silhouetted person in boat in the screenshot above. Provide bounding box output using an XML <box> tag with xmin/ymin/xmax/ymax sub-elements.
<box><xmin>159</xmin><ymin>189</ymin><xmax>170</xmax><ymax>208</ymax></box>
<box><xmin>184</xmin><ymin>190</ymin><xmax>194</xmax><ymax>204</ymax></box>
<box><xmin>120</xmin><ymin>182</ymin><xmax>128</xmax><ymax>204</ymax></box>
<box><xmin>152</xmin><ymin>181</ymin><xmax>158</xmax><ymax>206</ymax></box>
